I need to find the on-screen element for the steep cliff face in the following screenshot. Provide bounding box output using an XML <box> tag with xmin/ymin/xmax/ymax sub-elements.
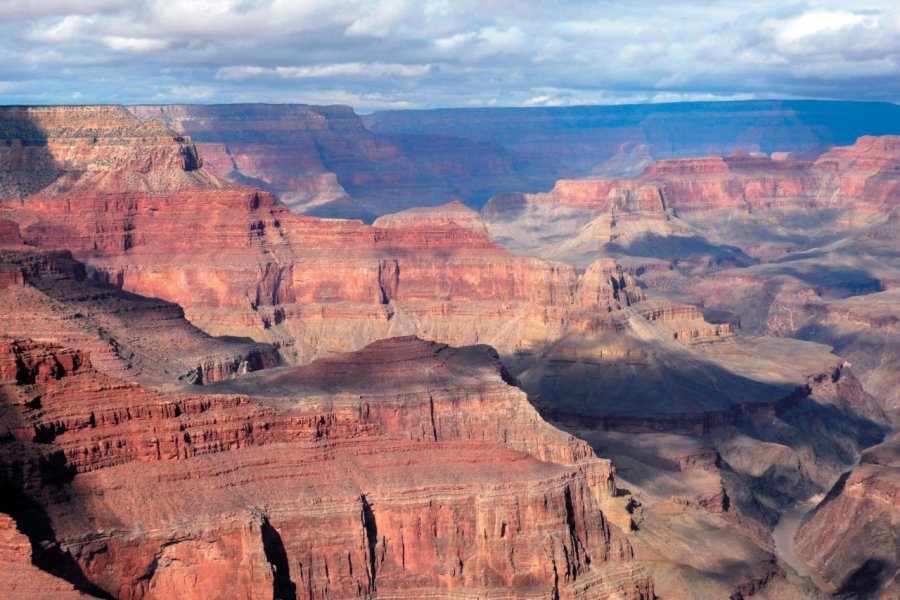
<box><xmin>482</xmin><ymin>136</ymin><xmax>900</xmax><ymax>271</ymax></box>
<box><xmin>127</xmin><ymin>104</ymin><xmax>557</xmax><ymax>217</ymax></box>
<box><xmin>365</xmin><ymin>100</ymin><xmax>900</xmax><ymax>178</ymax></box>
<box><xmin>477</xmin><ymin>133</ymin><xmax>900</xmax><ymax>598</ymax></box>
<box><xmin>0</xmin><ymin>105</ymin><xmax>211</xmax><ymax>201</ymax></box>
<box><xmin>0</xmin><ymin>513</ymin><xmax>90</xmax><ymax>599</ymax></box>
<box><xmin>0</xmin><ymin>337</ymin><xmax>653</xmax><ymax>599</ymax></box>
<box><xmin>1</xmin><ymin>106</ymin><xmax>677</xmax><ymax>373</ymax></box>
<box><xmin>795</xmin><ymin>434</ymin><xmax>900</xmax><ymax>598</ymax></box>
<box><xmin>0</xmin><ymin>245</ymin><xmax>279</xmax><ymax>386</ymax></box>
<box><xmin>481</xmin><ymin>136</ymin><xmax>900</xmax><ymax>424</ymax></box>
<box><xmin>486</xmin><ymin>135</ymin><xmax>898</xmax><ymax>222</ymax></box>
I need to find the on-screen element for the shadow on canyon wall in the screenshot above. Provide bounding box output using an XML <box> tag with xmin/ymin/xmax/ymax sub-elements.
<box><xmin>0</xmin><ymin>109</ymin><xmax>66</xmax><ymax>202</ymax></box>
<box><xmin>514</xmin><ymin>339</ymin><xmax>887</xmax><ymax>523</ymax></box>
<box><xmin>0</xmin><ymin>386</ymin><xmax>112</xmax><ymax>599</ymax></box>
<box><xmin>610</xmin><ymin>232</ymin><xmax>755</xmax><ymax>267</ymax></box>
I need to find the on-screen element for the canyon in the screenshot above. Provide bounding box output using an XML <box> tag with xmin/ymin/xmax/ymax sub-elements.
<box><xmin>126</xmin><ymin>104</ymin><xmax>557</xmax><ymax>219</ymax></box>
<box><xmin>127</xmin><ymin>101</ymin><xmax>900</xmax><ymax>219</ymax></box>
<box><xmin>480</xmin><ymin>129</ymin><xmax>900</xmax><ymax>598</ymax></box>
<box><xmin>0</xmin><ymin>102</ymin><xmax>897</xmax><ymax>598</ymax></box>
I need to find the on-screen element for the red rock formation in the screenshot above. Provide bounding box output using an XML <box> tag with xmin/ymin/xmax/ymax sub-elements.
<box><xmin>0</xmin><ymin>337</ymin><xmax>653</xmax><ymax>599</ymax></box>
<box><xmin>0</xmin><ymin>106</ymin><xmax>655</xmax><ymax>369</ymax></box>
<box><xmin>0</xmin><ymin>513</ymin><xmax>89</xmax><ymax>599</ymax></box>
<box><xmin>0</xmin><ymin>246</ymin><xmax>279</xmax><ymax>385</ymax></box>
<box><xmin>372</xmin><ymin>200</ymin><xmax>487</xmax><ymax>233</ymax></box>
<box><xmin>0</xmin><ymin>218</ymin><xmax>23</xmax><ymax>247</ymax></box>
<box><xmin>364</xmin><ymin>100</ymin><xmax>900</xmax><ymax>181</ymax></box>
<box><xmin>2</xmin><ymin>105</ymin><xmax>885</xmax><ymax>599</ymax></box>
<box><xmin>485</xmin><ymin>135</ymin><xmax>900</xmax><ymax>219</ymax></box>
<box><xmin>795</xmin><ymin>433</ymin><xmax>900</xmax><ymax>598</ymax></box>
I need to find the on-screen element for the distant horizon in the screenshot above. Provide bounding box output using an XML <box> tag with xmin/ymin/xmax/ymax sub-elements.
<box><xmin>1</xmin><ymin>97</ymin><xmax>898</xmax><ymax>116</ymax></box>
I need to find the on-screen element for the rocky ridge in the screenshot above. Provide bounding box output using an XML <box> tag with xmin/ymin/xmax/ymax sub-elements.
<box><xmin>0</xmin><ymin>222</ymin><xmax>278</xmax><ymax>386</ymax></box>
<box><xmin>0</xmin><ymin>336</ymin><xmax>653</xmax><ymax>599</ymax></box>
<box><xmin>128</xmin><ymin>104</ymin><xmax>557</xmax><ymax>218</ymax></box>
<box><xmin>365</xmin><ymin>100</ymin><xmax>900</xmax><ymax>181</ymax></box>
<box><xmin>480</xmin><ymin>134</ymin><xmax>900</xmax><ymax>598</ymax></box>
<box><xmin>794</xmin><ymin>433</ymin><xmax>899</xmax><ymax>598</ymax></box>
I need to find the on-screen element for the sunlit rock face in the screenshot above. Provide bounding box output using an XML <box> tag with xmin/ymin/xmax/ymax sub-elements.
<box><xmin>0</xmin><ymin>104</ymin><xmax>659</xmax><ymax>599</ymax></box>
<box><xmin>0</xmin><ymin>336</ymin><xmax>653</xmax><ymax>599</ymax></box>
<box><xmin>0</xmin><ymin>105</ymin><xmax>662</xmax><ymax>372</ymax></box>
<box><xmin>477</xmin><ymin>133</ymin><xmax>900</xmax><ymax>598</ymax></box>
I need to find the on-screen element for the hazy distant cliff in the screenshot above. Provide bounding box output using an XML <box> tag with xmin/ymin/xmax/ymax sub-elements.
<box><xmin>365</xmin><ymin>100</ymin><xmax>900</xmax><ymax>177</ymax></box>
<box><xmin>128</xmin><ymin>103</ymin><xmax>557</xmax><ymax>219</ymax></box>
<box><xmin>126</xmin><ymin>100</ymin><xmax>900</xmax><ymax>220</ymax></box>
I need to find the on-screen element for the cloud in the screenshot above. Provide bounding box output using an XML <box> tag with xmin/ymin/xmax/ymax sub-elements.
<box><xmin>101</xmin><ymin>36</ymin><xmax>169</xmax><ymax>52</ymax></box>
<box><xmin>0</xmin><ymin>0</ymin><xmax>897</xmax><ymax>108</ymax></box>
<box><xmin>0</xmin><ymin>0</ymin><xmax>131</xmax><ymax>20</ymax></box>
<box><xmin>216</xmin><ymin>63</ymin><xmax>432</xmax><ymax>80</ymax></box>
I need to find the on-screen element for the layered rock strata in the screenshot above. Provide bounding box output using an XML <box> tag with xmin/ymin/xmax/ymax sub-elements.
<box><xmin>365</xmin><ymin>100</ymin><xmax>900</xmax><ymax>180</ymax></box>
<box><xmin>795</xmin><ymin>434</ymin><xmax>900</xmax><ymax>598</ymax></box>
<box><xmin>0</xmin><ymin>336</ymin><xmax>653</xmax><ymax>599</ymax></box>
<box><xmin>0</xmin><ymin>232</ymin><xmax>278</xmax><ymax>386</ymax></box>
<box><xmin>483</xmin><ymin>136</ymin><xmax>900</xmax><ymax>269</ymax></box>
<box><xmin>1</xmin><ymin>105</ymin><xmax>890</xmax><ymax>599</ymax></box>
<box><xmin>0</xmin><ymin>512</ymin><xmax>89</xmax><ymax>599</ymax></box>
<box><xmin>0</xmin><ymin>106</ymin><xmax>675</xmax><ymax>373</ymax></box>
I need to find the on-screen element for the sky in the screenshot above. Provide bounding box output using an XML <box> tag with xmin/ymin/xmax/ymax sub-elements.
<box><xmin>0</xmin><ymin>0</ymin><xmax>897</xmax><ymax>111</ymax></box>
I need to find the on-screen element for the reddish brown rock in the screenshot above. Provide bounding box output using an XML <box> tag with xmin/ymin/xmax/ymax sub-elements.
<box><xmin>0</xmin><ymin>513</ymin><xmax>89</xmax><ymax>599</ymax></box>
<box><xmin>0</xmin><ymin>105</ymin><xmax>661</xmax><ymax>372</ymax></box>
<box><xmin>482</xmin><ymin>136</ymin><xmax>900</xmax><ymax>271</ymax></box>
<box><xmin>0</xmin><ymin>337</ymin><xmax>653</xmax><ymax>599</ymax></box>
<box><xmin>0</xmin><ymin>247</ymin><xmax>279</xmax><ymax>385</ymax></box>
<box><xmin>795</xmin><ymin>434</ymin><xmax>900</xmax><ymax>598</ymax></box>
<box><xmin>0</xmin><ymin>218</ymin><xmax>23</xmax><ymax>247</ymax></box>
<box><xmin>1</xmin><ymin>104</ymin><xmax>887</xmax><ymax>600</ymax></box>
<box><xmin>487</xmin><ymin>135</ymin><xmax>899</xmax><ymax>217</ymax></box>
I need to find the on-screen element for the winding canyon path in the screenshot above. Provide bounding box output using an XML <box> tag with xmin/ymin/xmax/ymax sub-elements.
<box><xmin>771</xmin><ymin>462</ymin><xmax>860</xmax><ymax>594</ymax></box>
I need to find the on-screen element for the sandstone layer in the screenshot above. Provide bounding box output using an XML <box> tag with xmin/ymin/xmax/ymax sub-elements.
<box><xmin>480</xmin><ymin>135</ymin><xmax>900</xmax><ymax>598</ymax></box>
<box><xmin>0</xmin><ymin>512</ymin><xmax>89</xmax><ymax>598</ymax></box>
<box><xmin>483</xmin><ymin>136</ymin><xmax>899</xmax><ymax>268</ymax></box>
<box><xmin>0</xmin><ymin>336</ymin><xmax>653</xmax><ymax>599</ymax></box>
<box><xmin>0</xmin><ymin>226</ymin><xmax>279</xmax><ymax>386</ymax></box>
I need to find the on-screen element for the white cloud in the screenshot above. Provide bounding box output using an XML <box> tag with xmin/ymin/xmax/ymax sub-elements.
<box><xmin>773</xmin><ymin>10</ymin><xmax>868</xmax><ymax>45</ymax></box>
<box><xmin>215</xmin><ymin>66</ymin><xmax>269</xmax><ymax>80</ymax></box>
<box><xmin>216</xmin><ymin>62</ymin><xmax>431</xmax><ymax>80</ymax></box>
<box><xmin>345</xmin><ymin>0</ymin><xmax>415</xmax><ymax>37</ymax></box>
<box><xmin>26</xmin><ymin>15</ymin><xmax>92</xmax><ymax>43</ymax></box>
<box><xmin>274</xmin><ymin>63</ymin><xmax>431</xmax><ymax>78</ymax></box>
<box><xmin>101</xmin><ymin>36</ymin><xmax>168</xmax><ymax>52</ymax></box>
<box><xmin>0</xmin><ymin>0</ymin><xmax>898</xmax><ymax>106</ymax></box>
<box><xmin>0</xmin><ymin>0</ymin><xmax>132</xmax><ymax>20</ymax></box>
